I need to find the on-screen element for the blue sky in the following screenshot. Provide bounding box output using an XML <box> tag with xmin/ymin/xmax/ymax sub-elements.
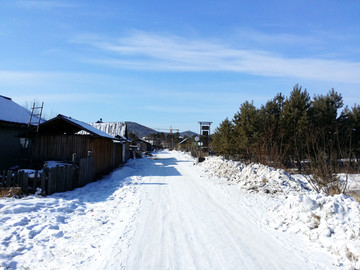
<box><xmin>1</xmin><ymin>0</ymin><xmax>359</xmax><ymax>133</ymax></box>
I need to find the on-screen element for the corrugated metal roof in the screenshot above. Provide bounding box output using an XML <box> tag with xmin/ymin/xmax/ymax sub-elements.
<box><xmin>90</xmin><ymin>122</ymin><xmax>129</xmax><ymax>141</ymax></box>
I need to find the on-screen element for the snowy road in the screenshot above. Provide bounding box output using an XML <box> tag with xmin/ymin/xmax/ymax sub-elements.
<box><xmin>0</xmin><ymin>151</ymin><xmax>339</xmax><ymax>269</ymax></box>
<box><xmin>98</xmin><ymin>151</ymin><xmax>336</xmax><ymax>270</ymax></box>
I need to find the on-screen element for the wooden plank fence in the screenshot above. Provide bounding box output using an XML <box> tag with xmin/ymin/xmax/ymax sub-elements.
<box><xmin>34</xmin><ymin>135</ymin><xmax>114</xmax><ymax>180</ymax></box>
<box><xmin>0</xmin><ymin>156</ymin><xmax>95</xmax><ymax>196</ymax></box>
<box><xmin>78</xmin><ymin>156</ymin><xmax>94</xmax><ymax>187</ymax></box>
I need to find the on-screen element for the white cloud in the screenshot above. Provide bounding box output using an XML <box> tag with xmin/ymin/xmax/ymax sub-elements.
<box><xmin>75</xmin><ymin>31</ymin><xmax>360</xmax><ymax>84</ymax></box>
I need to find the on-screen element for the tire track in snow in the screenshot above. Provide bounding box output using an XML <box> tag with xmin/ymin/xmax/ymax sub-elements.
<box><xmin>120</xmin><ymin>151</ymin><xmax>337</xmax><ymax>270</ymax></box>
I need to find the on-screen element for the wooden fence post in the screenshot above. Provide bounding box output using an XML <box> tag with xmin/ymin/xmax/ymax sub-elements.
<box><xmin>6</xmin><ymin>170</ymin><xmax>12</xmax><ymax>188</ymax></box>
<box><xmin>78</xmin><ymin>160</ymin><xmax>82</xmax><ymax>187</ymax></box>
<box><xmin>73</xmin><ymin>165</ymin><xmax>79</xmax><ymax>189</ymax></box>
<box><xmin>13</xmin><ymin>171</ymin><xmax>19</xmax><ymax>188</ymax></box>
<box><xmin>57</xmin><ymin>166</ymin><xmax>64</xmax><ymax>193</ymax></box>
<box><xmin>52</xmin><ymin>167</ymin><xmax>57</xmax><ymax>194</ymax></box>
<box><xmin>1</xmin><ymin>171</ymin><xmax>5</xmax><ymax>187</ymax></box>
<box><xmin>47</xmin><ymin>168</ymin><xmax>53</xmax><ymax>195</ymax></box>
<box><xmin>23</xmin><ymin>173</ymin><xmax>28</xmax><ymax>194</ymax></box>
<box><xmin>33</xmin><ymin>171</ymin><xmax>38</xmax><ymax>192</ymax></box>
<box><xmin>41</xmin><ymin>171</ymin><xmax>47</xmax><ymax>195</ymax></box>
<box><xmin>65</xmin><ymin>166</ymin><xmax>73</xmax><ymax>191</ymax></box>
<box><xmin>70</xmin><ymin>165</ymin><xmax>74</xmax><ymax>191</ymax></box>
<box><xmin>16</xmin><ymin>171</ymin><xmax>23</xmax><ymax>190</ymax></box>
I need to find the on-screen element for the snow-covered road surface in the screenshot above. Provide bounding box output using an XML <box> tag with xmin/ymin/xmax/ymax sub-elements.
<box><xmin>1</xmin><ymin>151</ymin><xmax>339</xmax><ymax>269</ymax></box>
<box><xmin>119</xmin><ymin>152</ymin><xmax>337</xmax><ymax>270</ymax></box>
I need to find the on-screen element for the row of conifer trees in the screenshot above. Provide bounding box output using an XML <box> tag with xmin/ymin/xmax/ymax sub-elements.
<box><xmin>211</xmin><ymin>85</ymin><xmax>360</xmax><ymax>194</ymax></box>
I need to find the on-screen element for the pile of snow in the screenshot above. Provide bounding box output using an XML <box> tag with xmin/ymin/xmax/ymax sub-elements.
<box><xmin>18</xmin><ymin>161</ymin><xmax>73</xmax><ymax>178</ymax></box>
<box><xmin>268</xmin><ymin>193</ymin><xmax>360</xmax><ymax>269</ymax></box>
<box><xmin>199</xmin><ymin>155</ymin><xmax>360</xmax><ymax>269</ymax></box>
<box><xmin>200</xmin><ymin>156</ymin><xmax>309</xmax><ymax>194</ymax></box>
<box><xmin>45</xmin><ymin>161</ymin><xmax>71</xmax><ymax>168</ymax></box>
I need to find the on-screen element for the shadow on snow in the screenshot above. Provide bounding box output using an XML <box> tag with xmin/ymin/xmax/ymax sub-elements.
<box><xmin>49</xmin><ymin>155</ymin><xmax>183</xmax><ymax>204</ymax></box>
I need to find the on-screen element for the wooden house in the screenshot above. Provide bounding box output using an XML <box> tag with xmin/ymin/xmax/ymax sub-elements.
<box><xmin>34</xmin><ymin>114</ymin><xmax>118</xmax><ymax>179</ymax></box>
<box><xmin>0</xmin><ymin>96</ymin><xmax>44</xmax><ymax>170</ymax></box>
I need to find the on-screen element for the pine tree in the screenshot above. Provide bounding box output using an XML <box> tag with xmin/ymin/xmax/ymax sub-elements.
<box><xmin>211</xmin><ymin>118</ymin><xmax>235</xmax><ymax>159</ymax></box>
<box><xmin>280</xmin><ymin>85</ymin><xmax>311</xmax><ymax>170</ymax></box>
<box><xmin>233</xmin><ymin>101</ymin><xmax>261</xmax><ymax>162</ymax></box>
<box><xmin>259</xmin><ymin>93</ymin><xmax>285</xmax><ymax>165</ymax></box>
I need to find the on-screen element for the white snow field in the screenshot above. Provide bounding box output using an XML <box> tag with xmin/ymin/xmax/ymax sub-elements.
<box><xmin>0</xmin><ymin>150</ymin><xmax>356</xmax><ymax>269</ymax></box>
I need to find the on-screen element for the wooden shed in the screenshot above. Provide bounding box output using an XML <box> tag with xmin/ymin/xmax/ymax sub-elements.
<box><xmin>34</xmin><ymin>114</ymin><xmax>117</xmax><ymax>179</ymax></box>
<box><xmin>0</xmin><ymin>96</ymin><xmax>45</xmax><ymax>170</ymax></box>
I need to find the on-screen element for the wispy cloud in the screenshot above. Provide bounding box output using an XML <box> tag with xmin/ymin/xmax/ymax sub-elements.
<box><xmin>14</xmin><ymin>0</ymin><xmax>75</xmax><ymax>9</ymax></box>
<box><xmin>234</xmin><ymin>28</ymin><xmax>318</xmax><ymax>47</ymax></box>
<box><xmin>11</xmin><ymin>92</ymin><xmax>115</xmax><ymax>104</ymax></box>
<box><xmin>0</xmin><ymin>70</ymin><xmax>58</xmax><ymax>87</ymax></box>
<box><xmin>234</xmin><ymin>28</ymin><xmax>360</xmax><ymax>60</ymax></box>
<box><xmin>144</xmin><ymin>105</ymin><xmax>219</xmax><ymax>114</ymax></box>
<box><xmin>74</xmin><ymin>31</ymin><xmax>360</xmax><ymax>84</ymax></box>
<box><xmin>0</xmin><ymin>70</ymin><xmax>135</xmax><ymax>100</ymax></box>
<box><xmin>0</xmin><ymin>70</ymin><xmax>118</xmax><ymax>85</ymax></box>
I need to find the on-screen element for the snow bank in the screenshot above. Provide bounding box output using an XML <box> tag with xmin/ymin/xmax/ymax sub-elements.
<box><xmin>200</xmin><ymin>156</ymin><xmax>309</xmax><ymax>194</ymax></box>
<box><xmin>268</xmin><ymin>193</ymin><xmax>360</xmax><ymax>269</ymax></box>
<box><xmin>199</xmin><ymin>155</ymin><xmax>360</xmax><ymax>269</ymax></box>
<box><xmin>0</xmin><ymin>160</ymin><xmax>142</xmax><ymax>269</ymax></box>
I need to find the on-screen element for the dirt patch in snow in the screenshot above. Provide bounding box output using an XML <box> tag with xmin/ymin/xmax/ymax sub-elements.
<box><xmin>0</xmin><ymin>187</ymin><xmax>22</xmax><ymax>198</ymax></box>
<box><xmin>346</xmin><ymin>190</ymin><xmax>360</xmax><ymax>202</ymax></box>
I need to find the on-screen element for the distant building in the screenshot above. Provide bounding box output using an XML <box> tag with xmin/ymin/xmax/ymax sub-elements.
<box><xmin>132</xmin><ymin>138</ymin><xmax>152</xmax><ymax>152</ymax></box>
<box><xmin>88</xmin><ymin>122</ymin><xmax>131</xmax><ymax>162</ymax></box>
<box><xmin>90</xmin><ymin>122</ymin><xmax>128</xmax><ymax>141</ymax></box>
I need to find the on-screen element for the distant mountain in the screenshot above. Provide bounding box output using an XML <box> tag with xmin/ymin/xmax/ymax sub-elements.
<box><xmin>125</xmin><ymin>122</ymin><xmax>157</xmax><ymax>138</ymax></box>
<box><xmin>125</xmin><ymin>122</ymin><xmax>198</xmax><ymax>139</ymax></box>
<box><xmin>180</xmin><ymin>130</ymin><xmax>198</xmax><ymax>138</ymax></box>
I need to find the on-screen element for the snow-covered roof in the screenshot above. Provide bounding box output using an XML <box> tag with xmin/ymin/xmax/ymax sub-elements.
<box><xmin>0</xmin><ymin>95</ymin><xmax>45</xmax><ymax>126</ymax></box>
<box><xmin>90</xmin><ymin>122</ymin><xmax>129</xmax><ymax>141</ymax></box>
<box><xmin>40</xmin><ymin>114</ymin><xmax>115</xmax><ymax>139</ymax></box>
<box><xmin>63</xmin><ymin>116</ymin><xmax>115</xmax><ymax>139</ymax></box>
